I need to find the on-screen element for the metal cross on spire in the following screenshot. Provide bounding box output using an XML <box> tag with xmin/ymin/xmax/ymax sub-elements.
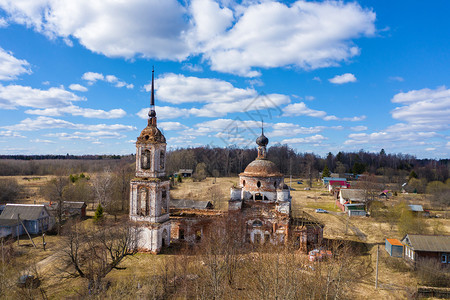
<box><xmin>149</xmin><ymin>66</ymin><xmax>156</xmax><ymax>118</ymax></box>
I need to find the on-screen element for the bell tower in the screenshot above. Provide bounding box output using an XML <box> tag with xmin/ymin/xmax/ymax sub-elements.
<box><xmin>130</xmin><ymin>68</ymin><xmax>170</xmax><ymax>253</ymax></box>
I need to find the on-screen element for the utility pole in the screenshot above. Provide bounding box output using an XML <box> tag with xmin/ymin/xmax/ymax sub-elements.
<box><xmin>375</xmin><ymin>244</ymin><xmax>379</xmax><ymax>289</ymax></box>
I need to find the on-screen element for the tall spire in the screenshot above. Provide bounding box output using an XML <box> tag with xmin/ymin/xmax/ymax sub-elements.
<box><xmin>148</xmin><ymin>67</ymin><xmax>157</xmax><ymax>124</ymax></box>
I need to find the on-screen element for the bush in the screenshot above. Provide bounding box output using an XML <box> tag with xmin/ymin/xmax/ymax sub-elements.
<box><xmin>416</xmin><ymin>259</ymin><xmax>450</xmax><ymax>287</ymax></box>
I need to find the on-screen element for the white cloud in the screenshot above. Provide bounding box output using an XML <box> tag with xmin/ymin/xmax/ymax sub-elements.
<box><xmin>0</xmin><ymin>18</ymin><xmax>8</xmax><ymax>27</ymax></box>
<box><xmin>312</xmin><ymin>77</ymin><xmax>321</xmax><ymax>82</ymax></box>
<box><xmin>25</xmin><ymin>106</ymin><xmax>126</xmax><ymax>119</ymax></box>
<box><xmin>391</xmin><ymin>86</ymin><xmax>450</xmax><ymax>126</ymax></box>
<box><xmin>283</xmin><ymin>102</ymin><xmax>326</xmax><ymax>118</ymax></box>
<box><xmin>82</xmin><ymin>71</ymin><xmax>133</xmax><ymax>89</ymax></box>
<box><xmin>0</xmin><ymin>0</ymin><xmax>190</xmax><ymax>60</ymax></box>
<box><xmin>0</xmin><ymin>47</ymin><xmax>31</xmax><ymax>80</ymax></box>
<box><xmin>283</xmin><ymin>101</ymin><xmax>364</xmax><ymax>122</ymax></box>
<box><xmin>0</xmin><ymin>84</ymin><xmax>84</xmax><ymax>109</ymax></box>
<box><xmin>281</xmin><ymin>135</ymin><xmax>327</xmax><ymax>145</ymax></box>
<box><xmin>389</xmin><ymin>76</ymin><xmax>404</xmax><ymax>82</ymax></box>
<box><xmin>0</xmin><ymin>1</ymin><xmax>376</xmax><ymax>76</ymax></box>
<box><xmin>30</xmin><ymin>139</ymin><xmax>55</xmax><ymax>143</ymax></box>
<box><xmin>200</xmin><ymin>1</ymin><xmax>375</xmax><ymax>76</ymax></box>
<box><xmin>149</xmin><ymin>73</ymin><xmax>255</xmax><ymax>104</ymax></box>
<box><xmin>3</xmin><ymin>116</ymin><xmax>136</xmax><ymax>132</ymax></box>
<box><xmin>69</xmin><ymin>83</ymin><xmax>88</xmax><ymax>92</ymax></box>
<box><xmin>142</xmin><ymin>74</ymin><xmax>289</xmax><ymax>118</ymax></box>
<box><xmin>137</xmin><ymin>106</ymin><xmax>189</xmax><ymax>120</ymax></box>
<box><xmin>182</xmin><ymin>63</ymin><xmax>203</xmax><ymax>72</ymax></box>
<box><xmin>270</xmin><ymin>123</ymin><xmax>324</xmax><ymax>137</ymax></box>
<box><xmin>158</xmin><ymin>122</ymin><xmax>188</xmax><ymax>131</ymax></box>
<box><xmin>329</xmin><ymin>73</ymin><xmax>357</xmax><ymax>84</ymax></box>
<box><xmin>0</xmin><ymin>130</ymin><xmax>25</xmax><ymax>138</ymax></box>
<box><xmin>350</xmin><ymin>125</ymin><xmax>367</xmax><ymax>132</ymax></box>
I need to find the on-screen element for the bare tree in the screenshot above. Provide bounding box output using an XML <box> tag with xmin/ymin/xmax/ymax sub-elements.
<box><xmin>92</xmin><ymin>168</ymin><xmax>113</xmax><ymax>209</ymax></box>
<box><xmin>41</xmin><ymin>176</ymin><xmax>69</xmax><ymax>234</ymax></box>
<box><xmin>0</xmin><ymin>178</ymin><xmax>22</xmax><ymax>204</ymax></box>
<box><xmin>62</xmin><ymin>219</ymin><xmax>140</xmax><ymax>294</ymax></box>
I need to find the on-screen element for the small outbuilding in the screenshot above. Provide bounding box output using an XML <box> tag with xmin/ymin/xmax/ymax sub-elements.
<box><xmin>385</xmin><ymin>238</ymin><xmax>403</xmax><ymax>257</ymax></box>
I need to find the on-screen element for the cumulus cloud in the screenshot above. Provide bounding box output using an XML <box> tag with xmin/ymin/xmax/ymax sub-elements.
<box><xmin>0</xmin><ymin>83</ymin><xmax>126</xmax><ymax>119</ymax></box>
<box><xmin>0</xmin><ymin>18</ymin><xmax>7</xmax><ymax>27</ymax></box>
<box><xmin>3</xmin><ymin>116</ymin><xmax>135</xmax><ymax>131</ymax></box>
<box><xmin>329</xmin><ymin>73</ymin><xmax>357</xmax><ymax>84</ymax></box>
<box><xmin>25</xmin><ymin>106</ymin><xmax>126</xmax><ymax>119</ymax></box>
<box><xmin>350</xmin><ymin>125</ymin><xmax>368</xmax><ymax>132</ymax></box>
<box><xmin>158</xmin><ymin>122</ymin><xmax>188</xmax><ymax>131</ymax></box>
<box><xmin>389</xmin><ymin>76</ymin><xmax>404</xmax><ymax>82</ymax></box>
<box><xmin>0</xmin><ymin>130</ymin><xmax>25</xmax><ymax>138</ymax></box>
<box><xmin>69</xmin><ymin>83</ymin><xmax>88</xmax><ymax>92</ymax></box>
<box><xmin>282</xmin><ymin>101</ymin><xmax>364</xmax><ymax>122</ymax></box>
<box><xmin>82</xmin><ymin>72</ymin><xmax>133</xmax><ymax>89</ymax></box>
<box><xmin>391</xmin><ymin>86</ymin><xmax>450</xmax><ymax>125</ymax></box>
<box><xmin>0</xmin><ymin>0</ymin><xmax>376</xmax><ymax>76</ymax></box>
<box><xmin>142</xmin><ymin>74</ymin><xmax>289</xmax><ymax>118</ymax></box>
<box><xmin>0</xmin><ymin>84</ymin><xmax>84</xmax><ymax>109</ymax></box>
<box><xmin>0</xmin><ymin>47</ymin><xmax>31</xmax><ymax>80</ymax></box>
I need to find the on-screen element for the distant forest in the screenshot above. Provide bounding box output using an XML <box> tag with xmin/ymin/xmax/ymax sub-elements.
<box><xmin>0</xmin><ymin>147</ymin><xmax>448</xmax><ymax>183</ymax></box>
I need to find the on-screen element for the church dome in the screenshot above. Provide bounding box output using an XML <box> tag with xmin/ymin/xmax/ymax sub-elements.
<box><xmin>137</xmin><ymin>125</ymin><xmax>166</xmax><ymax>144</ymax></box>
<box><xmin>256</xmin><ymin>133</ymin><xmax>269</xmax><ymax>146</ymax></box>
<box><xmin>242</xmin><ymin>159</ymin><xmax>282</xmax><ymax>177</ymax></box>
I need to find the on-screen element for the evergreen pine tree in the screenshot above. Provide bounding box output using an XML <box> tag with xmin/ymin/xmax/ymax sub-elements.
<box><xmin>94</xmin><ymin>203</ymin><xmax>103</xmax><ymax>221</ymax></box>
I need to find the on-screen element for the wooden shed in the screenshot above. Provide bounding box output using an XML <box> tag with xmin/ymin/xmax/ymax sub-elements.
<box><xmin>385</xmin><ymin>238</ymin><xmax>403</xmax><ymax>257</ymax></box>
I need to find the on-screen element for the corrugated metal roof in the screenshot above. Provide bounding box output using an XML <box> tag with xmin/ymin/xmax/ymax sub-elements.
<box><xmin>63</xmin><ymin>201</ymin><xmax>86</xmax><ymax>209</ymax></box>
<box><xmin>340</xmin><ymin>189</ymin><xmax>365</xmax><ymax>201</ymax></box>
<box><xmin>0</xmin><ymin>204</ymin><xmax>47</xmax><ymax>220</ymax></box>
<box><xmin>402</xmin><ymin>234</ymin><xmax>450</xmax><ymax>252</ymax></box>
<box><xmin>408</xmin><ymin>204</ymin><xmax>424</xmax><ymax>212</ymax></box>
<box><xmin>170</xmin><ymin>199</ymin><xmax>213</xmax><ymax>210</ymax></box>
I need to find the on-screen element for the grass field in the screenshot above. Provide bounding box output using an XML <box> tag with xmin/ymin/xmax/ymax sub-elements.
<box><xmin>2</xmin><ymin>175</ymin><xmax>449</xmax><ymax>298</ymax></box>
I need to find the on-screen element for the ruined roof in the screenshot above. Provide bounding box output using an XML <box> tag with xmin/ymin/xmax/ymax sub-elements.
<box><xmin>170</xmin><ymin>199</ymin><xmax>213</xmax><ymax>210</ymax></box>
<box><xmin>402</xmin><ymin>234</ymin><xmax>450</xmax><ymax>252</ymax></box>
<box><xmin>137</xmin><ymin>124</ymin><xmax>166</xmax><ymax>144</ymax></box>
<box><xmin>0</xmin><ymin>204</ymin><xmax>48</xmax><ymax>220</ymax></box>
<box><xmin>241</xmin><ymin>159</ymin><xmax>283</xmax><ymax>178</ymax></box>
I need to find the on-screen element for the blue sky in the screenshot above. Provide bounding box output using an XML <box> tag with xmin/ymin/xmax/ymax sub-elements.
<box><xmin>0</xmin><ymin>0</ymin><xmax>448</xmax><ymax>158</ymax></box>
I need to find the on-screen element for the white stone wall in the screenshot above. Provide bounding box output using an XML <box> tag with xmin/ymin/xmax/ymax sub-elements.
<box><xmin>135</xmin><ymin>142</ymin><xmax>166</xmax><ymax>178</ymax></box>
<box><xmin>137</xmin><ymin>221</ymin><xmax>171</xmax><ymax>253</ymax></box>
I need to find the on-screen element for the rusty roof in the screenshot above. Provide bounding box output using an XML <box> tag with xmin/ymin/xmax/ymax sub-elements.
<box><xmin>241</xmin><ymin>159</ymin><xmax>282</xmax><ymax>177</ymax></box>
<box><xmin>401</xmin><ymin>234</ymin><xmax>450</xmax><ymax>252</ymax></box>
<box><xmin>386</xmin><ymin>238</ymin><xmax>403</xmax><ymax>246</ymax></box>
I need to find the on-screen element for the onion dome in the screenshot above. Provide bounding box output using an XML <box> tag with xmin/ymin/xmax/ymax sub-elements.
<box><xmin>256</xmin><ymin>132</ymin><xmax>269</xmax><ymax>147</ymax></box>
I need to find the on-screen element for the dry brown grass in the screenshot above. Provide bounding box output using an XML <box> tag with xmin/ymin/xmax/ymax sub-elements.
<box><xmin>4</xmin><ymin>175</ymin><xmax>449</xmax><ymax>298</ymax></box>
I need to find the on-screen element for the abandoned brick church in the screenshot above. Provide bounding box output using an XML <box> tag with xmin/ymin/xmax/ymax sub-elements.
<box><xmin>130</xmin><ymin>71</ymin><xmax>323</xmax><ymax>253</ymax></box>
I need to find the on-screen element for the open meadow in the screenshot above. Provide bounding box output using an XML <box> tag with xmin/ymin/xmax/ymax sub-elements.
<box><xmin>1</xmin><ymin>175</ymin><xmax>449</xmax><ymax>299</ymax></box>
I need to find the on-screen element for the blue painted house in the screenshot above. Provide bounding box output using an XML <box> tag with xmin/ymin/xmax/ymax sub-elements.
<box><xmin>0</xmin><ymin>204</ymin><xmax>55</xmax><ymax>237</ymax></box>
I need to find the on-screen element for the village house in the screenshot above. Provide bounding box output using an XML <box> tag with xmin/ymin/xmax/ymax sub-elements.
<box><xmin>0</xmin><ymin>204</ymin><xmax>55</xmax><ymax>238</ymax></box>
<box><xmin>401</xmin><ymin>234</ymin><xmax>450</xmax><ymax>266</ymax></box>
<box><xmin>336</xmin><ymin>189</ymin><xmax>366</xmax><ymax>216</ymax></box>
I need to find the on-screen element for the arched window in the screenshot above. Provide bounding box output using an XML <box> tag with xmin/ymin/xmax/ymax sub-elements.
<box><xmin>160</xmin><ymin>151</ymin><xmax>165</xmax><ymax>170</ymax></box>
<box><xmin>257</xmin><ymin>181</ymin><xmax>261</xmax><ymax>188</ymax></box>
<box><xmin>141</xmin><ymin>149</ymin><xmax>151</xmax><ymax>169</ymax></box>
<box><xmin>242</xmin><ymin>180</ymin><xmax>246</xmax><ymax>187</ymax></box>
<box><xmin>252</xmin><ymin>220</ymin><xmax>263</xmax><ymax>227</ymax></box>
<box><xmin>273</xmin><ymin>181</ymin><xmax>277</xmax><ymax>188</ymax></box>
